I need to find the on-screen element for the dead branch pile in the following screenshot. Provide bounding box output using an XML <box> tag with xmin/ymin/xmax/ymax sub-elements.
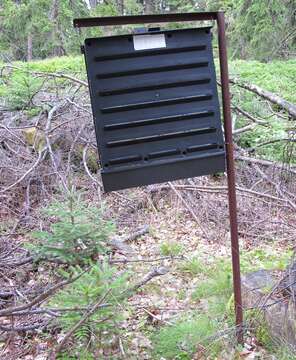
<box><xmin>0</xmin><ymin>67</ymin><xmax>295</xmax><ymax>242</ymax></box>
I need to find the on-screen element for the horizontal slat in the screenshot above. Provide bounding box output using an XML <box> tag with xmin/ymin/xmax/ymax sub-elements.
<box><xmin>96</xmin><ymin>61</ymin><xmax>208</xmax><ymax>79</ymax></box>
<box><xmin>102</xmin><ymin>151</ymin><xmax>225</xmax><ymax>191</ymax></box>
<box><xmin>106</xmin><ymin>127</ymin><xmax>216</xmax><ymax>147</ymax></box>
<box><xmin>94</xmin><ymin>45</ymin><xmax>206</xmax><ymax>61</ymax></box>
<box><xmin>95</xmin><ymin>49</ymin><xmax>208</xmax><ymax>76</ymax></box>
<box><xmin>106</xmin><ymin>143</ymin><xmax>222</xmax><ymax>167</ymax></box>
<box><xmin>108</xmin><ymin>154</ymin><xmax>142</xmax><ymax>165</ymax></box>
<box><xmin>99</xmin><ymin>78</ymin><xmax>210</xmax><ymax>96</ymax></box>
<box><xmin>101</xmin><ymin>94</ymin><xmax>212</xmax><ymax>113</ymax></box>
<box><xmin>104</xmin><ymin>110</ymin><xmax>214</xmax><ymax>130</ymax></box>
<box><xmin>148</xmin><ymin>148</ymin><xmax>180</xmax><ymax>159</ymax></box>
<box><xmin>96</xmin><ymin>68</ymin><xmax>212</xmax><ymax>95</ymax></box>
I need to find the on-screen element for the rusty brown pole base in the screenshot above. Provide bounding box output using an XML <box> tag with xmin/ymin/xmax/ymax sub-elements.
<box><xmin>217</xmin><ymin>11</ymin><xmax>244</xmax><ymax>344</ymax></box>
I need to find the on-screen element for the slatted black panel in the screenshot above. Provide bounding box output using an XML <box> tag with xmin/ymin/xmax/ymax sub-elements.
<box><xmin>83</xmin><ymin>27</ymin><xmax>225</xmax><ymax>191</ymax></box>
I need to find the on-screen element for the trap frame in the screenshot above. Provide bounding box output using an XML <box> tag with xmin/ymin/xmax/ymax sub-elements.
<box><xmin>74</xmin><ymin>11</ymin><xmax>244</xmax><ymax>343</ymax></box>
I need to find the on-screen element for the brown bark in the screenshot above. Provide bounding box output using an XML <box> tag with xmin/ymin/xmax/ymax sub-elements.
<box><xmin>89</xmin><ymin>0</ymin><xmax>98</xmax><ymax>8</ymax></box>
<box><xmin>230</xmin><ymin>78</ymin><xmax>296</xmax><ymax>119</ymax></box>
<box><xmin>27</xmin><ymin>33</ymin><xmax>32</xmax><ymax>61</ymax></box>
<box><xmin>50</xmin><ymin>0</ymin><xmax>65</xmax><ymax>57</ymax></box>
<box><xmin>144</xmin><ymin>0</ymin><xmax>155</xmax><ymax>14</ymax></box>
<box><xmin>117</xmin><ymin>0</ymin><xmax>124</xmax><ymax>15</ymax></box>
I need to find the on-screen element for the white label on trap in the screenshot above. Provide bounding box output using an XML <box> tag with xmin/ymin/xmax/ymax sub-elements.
<box><xmin>133</xmin><ymin>34</ymin><xmax>166</xmax><ymax>51</ymax></box>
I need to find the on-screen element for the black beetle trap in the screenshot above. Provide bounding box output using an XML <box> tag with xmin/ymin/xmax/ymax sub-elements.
<box><xmin>83</xmin><ymin>27</ymin><xmax>225</xmax><ymax>192</ymax></box>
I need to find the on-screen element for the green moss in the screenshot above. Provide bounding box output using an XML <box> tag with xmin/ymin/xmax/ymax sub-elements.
<box><xmin>151</xmin><ymin>313</ymin><xmax>223</xmax><ymax>359</ymax></box>
<box><xmin>229</xmin><ymin>60</ymin><xmax>296</xmax><ymax>103</ymax></box>
<box><xmin>19</xmin><ymin>55</ymin><xmax>85</xmax><ymax>75</ymax></box>
<box><xmin>25</xmin><ymin>107</ymin><xmax>41</xmax><ymax>118</ymax></box>
<box><xmin>240</xmin><ymin>248</ymin><xmax>293</xmax><ymax>273</ymax></box>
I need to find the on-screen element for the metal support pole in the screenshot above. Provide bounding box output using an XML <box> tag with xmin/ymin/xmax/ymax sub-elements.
<box><xmin>217</xmin><ymin>11</ymin><xmax>243</xmax><ymax>343</ymax></box>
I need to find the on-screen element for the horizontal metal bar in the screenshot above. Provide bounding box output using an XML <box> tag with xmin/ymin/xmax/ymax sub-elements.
<box><xmin>73</xmin><ymin>12</ymin><xmax>219</xmax><ymax>28</ymax></box>
<box><xmin>99</xmin><ymin>78</ymin><xmax>210</xmax><ymax>96</ymax></box>
<box><xmin>101</xmin><ymin>93</ymin><xmax>212</xmax><ymax>113</ymax></box>
<box><xmin>104</xmin><ymin>110</ymin><xmax>214</xmax><ymax>130</ymax></box>
<box><xmin>106</xmin><ymin>127</ymin><xmax>216</xmax><ymax>147</ymax></box>
<box><xmin>148</xmin><ymin>148</ymin><xmax>180</xmax><ymax>159</ymax></box>
<box><xmin>109</xmin><ymin>154</ymin><xmax>142</xmax><ymax>165</ymax></box>
<box><xmin>93</xmin><ymin>45</ymin><xmax>207</xmax><ymax>62</ymax></box>
<box><xmin>96</xmin><ymin>61</ymin><xmax>208</xmax><ymax>79</ymax></box>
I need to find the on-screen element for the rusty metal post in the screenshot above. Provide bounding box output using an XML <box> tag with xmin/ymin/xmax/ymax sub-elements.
<box><xmin>216</xmin><ymin>11</ymin><xmax>243</xmax><ymax>343</ymax></box>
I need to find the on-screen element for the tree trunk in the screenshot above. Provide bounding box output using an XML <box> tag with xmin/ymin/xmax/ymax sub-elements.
<box><xmin>89</xmin><ymin>0</ymin><xmax>98</xmax><ymax>8</ymax></box>
<box><xmin>117</xmin><ymin>0</ymin><xmax>124</xmax><ymax>15</ymax></box>
<box><xmin>144</xmin><ymin>0</ymin><xmax>155</xmax><ymax>14</ymax></box>
<box><xmin>27</xmin><ymin>33</ymin><xmax>33</xmax><ymax>62</ymax></box>
<box><xmin>50</xmin><ymin>0</ymin><xmax>65</xmax><ymax>57</ymax></box>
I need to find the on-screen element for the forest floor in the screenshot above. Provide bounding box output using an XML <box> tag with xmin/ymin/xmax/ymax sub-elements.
<box><xmin>0</xmin><ymin>57</ymin><xmax>296</xmax><ymax>359</ymax></box>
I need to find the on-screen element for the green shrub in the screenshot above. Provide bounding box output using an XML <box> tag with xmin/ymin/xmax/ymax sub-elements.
<box><xmin>160</xmin><ymin>242</ymin><xmax>183</xmax><ymax>256</ymax></box>
<box><xmin>30</xmin><ymin>191</ymin><xmax>134</xmax><ymax>357</ymax></box>
<box><xmin>50</xmin><ymin>262</ymin><xmax>130</xmax><ymax>357</ymax></box>
<box><xmin>3</xmin><ymin>69</ymin><xmax>43</xmax><ymax>110</ymax></box>
<box><xmin>178</xmin><ymin>257</ymin><xmax>205</xmax><ymax>276</ymax></box>
<box><xmin>29</xmin><ymin>192</ymin><xmax>114</xmax><ymax>265</ymax></box>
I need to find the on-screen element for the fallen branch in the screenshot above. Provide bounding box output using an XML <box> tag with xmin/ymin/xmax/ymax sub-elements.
<box><xmin>236</xmin><ymin>154</ymin><xmax>296</xmax><ymax>175</ymax></box>
<box><xmin>232</xmin><ymin>105</ymin><xmax>268</xmax><ymax>125</ymax></box>
<box><xmin>233</xmin><ymin>123</ymin><xmax>256</xmax><ymax>135</ymax></box>
<box><xmin>230</xmin><ymin>78</ymin><xmax>296</xmax><ymax>119</ymax></box>
<box><xmin>252</xmin><ymin>163</ymin><xmax>296</xmax><ymax>211</ymax></box>
<box><xmin>131</xmin><ymin>266</ymin><xmax>169</xmax><ymax>292</ymax></box>
<box><xmin>0</xmin><ymin>226</ymin><xmax>150</xmax><ymax>267</ymax></box>
<box><xmin>0</xmin><ymin>149</ymin><xmax>47</xmax><ymax>193</ymax></box>
<box><xmin>249</xmin><ymin>138</ymin><xmax>296</xmax><ymax>151</ymax></box>
<box><xmin>0</xmin><ymin>270</ymin><xmax>87</xmax><ymax>317</ymax></box>
<box><xmin>108</xmin><ymin>225</ymin><xmax>149</xmax><ymax>254</ymax></box>
<box><xmin>163</xmin><ymin>184</ymin><xmax>289</xmax><ymax>204</ymax></box>
<box><xmin>120</xmin><ymin>225</ymin><xmax>150</xmax><ymax>243</ymax></box>
<box><xmin>0</xmin><ymin>320</ymin><xmax>50</xmax><ymax>332</ymax></box>
<box><xmin>82</xmin><ymin>144</ymin><xmax>101</xmax><ymax>187</ymax></box>
<box><xmin>109</xmin><ymin>255</ymin><xmax>183</xmax><ymax>265</ymax></box>
<box><xmin>4</xmin><ymin>304</ymin><xmax>111</xmax><ymax>317</ymax></box>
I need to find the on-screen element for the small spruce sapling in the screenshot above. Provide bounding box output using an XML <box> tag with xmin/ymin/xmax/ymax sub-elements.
<box><xmin>30</xmin><ymin>192</ymin><xmax>114</xmax><ymax>264</ymax></box>
<box><xmin>50</xmin><ymin>262</ymin><xmax>130</xmax><ymax>350</ymax></box>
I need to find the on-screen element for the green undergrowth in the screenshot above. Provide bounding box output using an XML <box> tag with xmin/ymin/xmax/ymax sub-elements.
<box><xmin>151</xmin><ymin>313</ymin><xmax>225</xmax><ymax>359</ymax></box>
<box><xmin>0</xmin><ymin>56</ymin><xmax>85</xmax><ymax>110</ymax></box>
<box><xmin>151</xmin><ymin>246</ymin><xmax>292</xmax><ymax>359</ymax></box>
<box><xmin>229</xmin><ymin>60</ymin><xmax>296</xmax><ymax>104</ymax></box>
<box><xmin>1</xmin><ymin>56</ymin><xmax>295</xmax><ymax>163</ymax></box>
<box><xmin>2</xmin><ymin>57</ymin><xmax>295</xmax><ymax>101</ymax></box>
<box><xmin>160</xmin><ymin>241</ymin><xmax>183</xmax><ymax>256</ymax></box>
<box><xmin>10</xmin><ymin>55</ymin><xmax>84</xmax><ymax>75</ymax></box>
<box><xmin>230</xmin><ymin>80</ymin><xmax>291</xmax><ymax>163</ymax></box>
